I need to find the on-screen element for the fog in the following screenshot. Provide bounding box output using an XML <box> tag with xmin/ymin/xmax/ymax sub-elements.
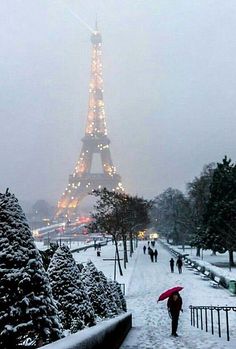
<box><xmin>1</xmin><ymin>0</ymin><xmax>236</xmax><ymax>207</ymax></box>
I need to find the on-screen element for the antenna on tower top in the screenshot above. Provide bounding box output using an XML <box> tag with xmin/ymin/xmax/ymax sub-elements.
<box><xmin>95</xmin><ymin>15</ymin><xmax>98</xmax><ymax>32</ymax></box>
<box><xmin>60</xmin><ymin>1</ymin><xmax>94</xmax><ymax>33</ymax></box>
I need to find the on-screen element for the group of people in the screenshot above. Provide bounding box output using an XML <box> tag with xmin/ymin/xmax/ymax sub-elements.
<box><xmin>168</xmin><ymin>256</ymin><xmax>183</xmax><ymax>336</ymax></box>
<box><xmin>143</xmin><ymin>241</ymin><xmax>184</xmax><ymax>336</ymax></box>
<box><xmin>169</xmin><ymin>256</ymin><xmax>183</xmax><ymax>274</ymax></box>
<box><xmin>143</xmin><ymin>241</ymin><xmax>158</xmax><ymax>262</ymax></box>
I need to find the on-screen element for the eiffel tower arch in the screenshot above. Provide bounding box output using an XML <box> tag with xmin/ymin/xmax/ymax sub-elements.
<box><xmin>56</xmin><ymin>27</ymin><xmax>124</xmax><ymax>218</ymax></box>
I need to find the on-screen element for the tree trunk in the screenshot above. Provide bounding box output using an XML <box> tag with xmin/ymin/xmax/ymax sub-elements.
<box><xmin>228</xmin><ymin>250</ymin><xmax>232</xmax><ymax>271</ymax></box>
<box><xmin>123</xmin><ymin>237</ymin><xmax>128</xmax><ymax>269</ymax></box>
<box><xmin>196</xmin><ymin>247</ymin><xmax>201</xmax><ymax>257</ymax></box>
<box><xmin>229</xmin><ymin>250</ymin><xmax>235</xmax><ymax>268</ymax></box>
<box><xmin>115</xmin><ymin>239</ymin><xmax>123</xmax><ymax>276</ymax></box>
<box><xmin>130</xmin><ymin>231</ymin><xmax>134</xmax><ymax>257</ymax></box>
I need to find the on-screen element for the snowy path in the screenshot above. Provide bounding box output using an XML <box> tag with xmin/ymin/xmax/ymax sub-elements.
<box><xmin>120</xmin><ymin>241</ymin><xmax>236</xmax><ymax>349</ymax></box>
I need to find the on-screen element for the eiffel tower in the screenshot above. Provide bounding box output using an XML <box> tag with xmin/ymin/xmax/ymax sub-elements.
<box><xmin>56</xmin><ymin>27</ymin><xmax>124</xmax><ymax>218</ymax></box>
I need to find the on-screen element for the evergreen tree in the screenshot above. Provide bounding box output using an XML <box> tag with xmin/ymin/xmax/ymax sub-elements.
<box><xmin>39</xmin><ymin>242</ymin><xmax>58</xmax><ymax>270</ymax></box>
<box><xmin>109</xmin><ymin>281</ymin><xmax>123</xmax><ymax>313</ymax></box>
<box><xmin>81</xmin><ymin>260</ymin><xmax>109</xmax><ymax>319</ymax></box>
<box><xmin>113</xmin><ymin>281</ymin><xmax>127</xmax><ymax>312</ymax></box>
<box><xmin>204</xmin><ymin>157</ymin><xmax>236</xmax><ymax>269</ymax></box>
<box><xmin>0</xmin><ymin>190</ymin><xmax>63</xmax><ymax>348</ymax></box>
<box><xmin>48</xmin><ymin>245</ymin><xmax>95</xmax><ymax>332</ymax></box>
<box><xmin>187</xmin><ymin>163</ymin><xmax>215</xmax><ymax>256</ymax></box>
<box><xmin>98</xmin><ymin>271</ymin><xmax>119</xmax><ymax>317</ymax></box>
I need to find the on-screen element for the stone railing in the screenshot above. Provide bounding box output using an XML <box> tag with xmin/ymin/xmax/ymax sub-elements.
<box><xmin>41</xmin><ymin>312</ymin><xmax>132</xmax><ymax>349</ymax></box>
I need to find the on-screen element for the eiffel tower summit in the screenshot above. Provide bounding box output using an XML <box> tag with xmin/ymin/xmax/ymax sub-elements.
<box><xmin>56</xmin><ymin>26</ymin><xmax>124</xmax><ymax>218</ymax></box>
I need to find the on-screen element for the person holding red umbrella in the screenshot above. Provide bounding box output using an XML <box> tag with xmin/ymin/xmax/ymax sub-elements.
<box><xmin>167</xmin><ymin>291</ymin><xmax>183</xmax><ymax>337</ymax></box>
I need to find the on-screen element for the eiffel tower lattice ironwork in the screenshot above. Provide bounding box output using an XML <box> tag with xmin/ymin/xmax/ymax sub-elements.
<box><xmin>56</xmin><ymin>28</ymin><xmax>124</xmax><ymax>218</ymax></box>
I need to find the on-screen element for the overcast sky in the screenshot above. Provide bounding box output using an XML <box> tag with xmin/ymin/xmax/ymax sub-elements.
<box><xmin>1</xmin><ymin>0</ymin><xmax>236</xmax><ymax>206</ymax></box>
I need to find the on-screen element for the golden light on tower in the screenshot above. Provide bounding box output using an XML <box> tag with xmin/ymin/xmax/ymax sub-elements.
<box><xmin>56</xmin><ymin>26</ymin><xmax>123</xmax><ymax>218</ymax></box>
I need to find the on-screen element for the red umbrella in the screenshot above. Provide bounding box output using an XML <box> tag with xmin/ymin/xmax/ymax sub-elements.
<box><xmin>157</xmin><ymin>286</ymin><xmax>183</xmax><ymax>302</ymax></box>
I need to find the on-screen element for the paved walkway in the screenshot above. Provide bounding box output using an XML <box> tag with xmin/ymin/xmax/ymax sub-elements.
<box><xmin>120</xmin><ymin>241</ymin><xmax>236</xmax><ymax>349</ymax></box>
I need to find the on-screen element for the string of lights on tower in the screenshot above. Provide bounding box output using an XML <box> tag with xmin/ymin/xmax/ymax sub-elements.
<box><xmin>56</xmin><ymin>25</ymin><xmax>124</xmax><ymax>218</ymax></box>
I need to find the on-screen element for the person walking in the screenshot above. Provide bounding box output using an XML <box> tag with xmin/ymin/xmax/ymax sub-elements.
<box><xmin>176</xmin><ymin>256</ymin><xmax>183</xmax><ymax>274</ymax></box>
<box><xmin>167</xmin><ymin>291</ymin><xmax>183</xmax><ymax>337</ymax></box>
<box><xmin>149</xmin><ymin>248</ymin><xmax>154</xmax><ymax>262</ymax></box>
<box><xmin>154</xmin><ymin>249</ymin><xmax>158</xmax><ymax>262</ymax></box>
<box><xmin>143</xmin><ymin>245</ymin><xmax>146</xmax><ymax>254</ymax></box>
<box><xmin>169</xmin><ymin>258</ymin><xmax>174</xmax><ymax>273</ymax></box>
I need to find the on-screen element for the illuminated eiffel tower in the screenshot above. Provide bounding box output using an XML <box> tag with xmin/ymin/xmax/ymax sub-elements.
<box><xmin>56</xmin><ymin>27</ymin><xmax>124</xmax><ymax>218</ymax></box>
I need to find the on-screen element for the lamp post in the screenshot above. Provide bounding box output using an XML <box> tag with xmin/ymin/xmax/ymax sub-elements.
<box><xmin>130</xmin><ymin>223</ymin><xmax>144</xmax><ymax>257</ymax></box>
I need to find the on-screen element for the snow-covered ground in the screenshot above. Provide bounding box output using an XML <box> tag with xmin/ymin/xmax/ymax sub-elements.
<box><xmin>72</xmin><ymin>241</ymin><xmax>138</xmax><ymax>288</ymax></box>
<box><xmin>120</xmin><ymin>241</ymin><xmax>236</xmax><ymax>349</ymax></box>
<box><xmin>36</xmin><ymin>239</ymin><xmax>236</xmax><ymax>348</ymax></box>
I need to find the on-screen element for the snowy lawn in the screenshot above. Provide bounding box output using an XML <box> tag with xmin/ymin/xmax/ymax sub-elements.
<box><xmin>162</xmin><ymin>241</ymin><xmax>236</xmax><ymax>285</ymax></box>
<box><xmin>169</xmin><ymin>243</ymin><xmax>236</xmax><ymax>274</ymax></box>
<box><xmin>72</xmin><ymin>241</ymin><xmax>139</xmax><ymax>289</ymax></box>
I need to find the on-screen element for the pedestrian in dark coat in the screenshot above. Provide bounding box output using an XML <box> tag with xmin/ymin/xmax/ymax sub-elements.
<box><xmin>167</xmin><ymin>292</ymin><xmax>183</xmax><ymax>337</ymax></box>
<box><xmin>149</xmin><ymin>248</ymin><xmax>154</xmax><ymax>262</ymax></box>
<box><xmin>154</xmin><ymin>249</ymin><xmax>158</xmax><ymax>262</ymax></box>
<box><xmin>169</xmin><ymin>258</ymin><xmax>174</xmax><ymax>273</ymax></box>
<box><xmin>148</xmin><ymin>241</ymin><xmax>150</xmax><ymax>246</ymax></box>
<box><xmin>143</xmin><ymin>245</ymin><xmax>146</xmax><ymax>254</ymax></box>
<box><xmin>176</xmin><ymin>256</ymin><xmax>183</xmax><ymax>274</ymax></box>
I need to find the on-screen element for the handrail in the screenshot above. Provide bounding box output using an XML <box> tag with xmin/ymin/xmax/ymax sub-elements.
<box><xmin>189</xmin><ymin>305</ymin><xmax>236</xmax><ymax>341</ymax></box>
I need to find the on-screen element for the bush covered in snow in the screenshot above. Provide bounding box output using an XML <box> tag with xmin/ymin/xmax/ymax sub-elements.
<box><xmin>114</xmin><ymin>281</ymin><xmax>127</xmax><ymax>312</ymax></box>
<box><xmin>48</xmin><ymin>245</ymin><xmax>95</xmax><ymax>332</ymax></box>
<box><xmin>109</xmin><ymin>280</ymin><xmax>127</xmax><ymax>313</ymax></box>
<box><xmin>98</xmin><ymin>271</ymin><xmax>119</xmax><ymax>317</ymax></box>
<box><xmin>39</xmin><ymin>242</ymin><xmax>58</xmax><ymax>270</ymax></box>
<box><xmin>81</xmin><ymin>260</ymin><xmax>110</xmax><ymax>319</ymax></box>
<box><xmin>0</xmin><ymin>190</ymin><xmax>63</xmax><ymax>348</ymax></box>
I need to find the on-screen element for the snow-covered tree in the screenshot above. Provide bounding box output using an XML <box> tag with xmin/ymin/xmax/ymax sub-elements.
<box><xmin>48</xmin><ymin>245</ymin><xmax>95</xmax><ymax>332</ymax></box>
<box><xmin>81</xmin><ymin>260</ymin><xmax>109</xmax><ymax>319</ymax></box>
<box><xmin>91</xmin><ymin>189</ymin><xmax>152</xmax><ymax>273</ymax></box>
<box><xmin>115</xmin><ymin>282</ymin><xmax>127</xmax><ymax>312</ymax></box>
<box><xmin>187</xmin><ymin>163</ymin><xmax>215</xmax><ymax>256</ymax></box>
<box><xmin>108</xmin><ymin>280</ymin><xmax>123</xmax><ymax>313</ymax></box>
<box><xmin>0</xmin><ymin>190</ymin><xmax>63</xmax><ymax>348</ymax></box>
<box><xmin>40</xmin><ymin>242</ymin><xmax>58</xmax><ymax>270</ymax></box>
<box><xmin>204</xmin><ymin>157</ymin><xmax>236</xmax><ymax>269</ymax></box>
<box><xmin>98</xmin><ymin>271</ymin><xmax>119</xmax><ymax>317</ymax></box>
<box><xmin>153</xmin><ymin>188</ymin><xmax>192</xmax><ymax>245</ymax></box>
<box><xmin>110</xmin><ymin>281</ymin><xmax>126</xmax><ymax>312</ymax></box>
